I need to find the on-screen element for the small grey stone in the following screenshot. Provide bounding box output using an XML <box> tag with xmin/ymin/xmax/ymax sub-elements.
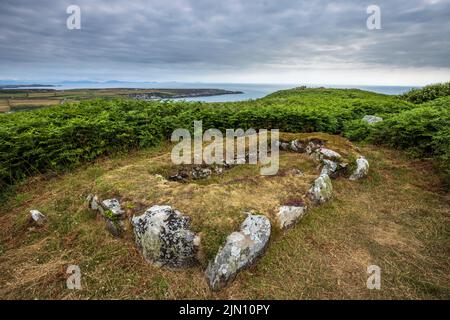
<box><xmin>276</xmin><ymin>205</ymin><xmax>308</xmax><ymax>229</ymax></box>
<box><xmin>86</xmin><ymin>194</ymin><xmax>102</xmax><ymax>212</ymax></box>
<box><xmin>317</xmin><ymin>148</ymin><xmax>342</xmax><ymax>161</ymax></box>
<box><xmin>102</xmin><ymin>199</ymin><xmax>124</xmax><ymax>218</ymax></box>
<box><xmin>305</xmin><ymin>140</ymin><xmax>324</xmax><ymax>154</ymax></box>
<box><xmin>105</xmin><ymin>219</ymin><xmax>124</xmax><ymax>237</ymax></box>
<box><xmin>275</xmin><ymin>141</ymin><xmax>290</xmax><ymax>151</ymax></box>
<box><xmin>168</xmin><ymin>171</ymin><xmax>189</xmax><ymax>182</ymax></box>
<box><xmin>290</xmin><ymin>140</ymin><xmax>305</xmax><ymax>152</ymax></box>
<box><xmin>214</xmin><ymin>166</ymin><xmax>224</xmax><ymax>174</ymax></box>
<box><xmin>321</xmin><ymin>159</ymin><xmax>338</xmax><ymax>176</ymax></box>
<box><xmin>291</xmin><ymin>168</ymin><xmax>305</xmax><ymax>177</ymax></box>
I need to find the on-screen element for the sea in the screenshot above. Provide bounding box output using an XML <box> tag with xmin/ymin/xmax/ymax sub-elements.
<box><xmin>10</xmin><ymin>82</ymin><xmax>418</xmax><ymax>103</ymax></box>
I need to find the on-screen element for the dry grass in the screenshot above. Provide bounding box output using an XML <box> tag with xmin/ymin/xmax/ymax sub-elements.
<box><xmin>8</xmin><ymin>99</ymin><xmax>60</xmax><ymax>107</ymax></box>
<box><xmin>0</xmin><ymin>106</ymin><xmax>10</xmax><ymax>113</ymax></box>
<box><xmin>0</xmin><ymin>134</ymin><xmax>448</xmax><ymax>299</ymax></box>
<box><xmin>0</xmin><ymin>99</ymin><xmax>10</xmax><ymax>112</ymax></box>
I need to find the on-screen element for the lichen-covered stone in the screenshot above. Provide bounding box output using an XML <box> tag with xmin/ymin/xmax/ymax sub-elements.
<box><xmin>321</xmin><ymin>159</ymin><xmax>338</xmax><ymax>177</ymax></box>
<box><xmin>349</xmin><ymin>156</ymin><xmax>370</xmax><ymax>180</ymax></box>
<box><xmin>308</xmin><ymin>174</ymin><xmax>333</xmax><ymax>204</ymax></box>
<box><xmin>362</xmin><ymin>115</ymin><xmax>383</xmax><ymax>124</ymax></box>
<box><xmin>290</xmin><ymin>140</ymin><xmax>306</xmax><ymax>153</ymax></box>
<box><xmin>30</xmin><ymin>210</ymin><xmax>47</xmax><ymax>226</ymax></box>
<box><xmin>87</xmin><ymin>194</ymin><xmax>101</xmax><ymax>212</ymax></box>
<box><xmin>316</xmin><ymin>148</ymin><xmax>342</xmax><ymax>161</ymax></box>
<box><xmin>102</xmin><ymin>199</ymin><xmax>124</xmax><ymax>218</ymax></box>
<box><xmin>192</xmin><ymin>167</ymin><xmax>212</xmax><ymax>180</ymax></box>
<box><xmin>131</xmin><ymin>205</ymin><xmax>199</xmax><ymax>268</ymax></box>
<box><xmin>276</xmin><ymin>205</ymin><xmax>307</xmax><ymax>229</ymax></box>
<box><xmin>275</xmin><ymin>141</ymin><xmax>290</xmax><ymax>151</ymax></box>
<box><xmin>86</xmin><ymin>194</ymin><xmax>125</xmax><ymax>237</ymax></box>
<box><xmin>205</xmin><ymin>214</ymin><xmax>271</xmax><ymax>291</ymax></box>
<box><xmin>305</xmin><ymin>139</ymin><xmax>324</xmax><ymax>154</ymax></box>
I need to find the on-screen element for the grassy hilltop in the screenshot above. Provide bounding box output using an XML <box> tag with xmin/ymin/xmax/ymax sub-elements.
<box><xmin>0</xmin><ymin>83</ymin><xmax>449</xmax><ymax>299</ymax></box>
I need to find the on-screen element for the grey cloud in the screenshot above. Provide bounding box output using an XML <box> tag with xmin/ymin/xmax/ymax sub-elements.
<box><xmin>0</xmin><ymin>0</ymin><xmax>449</xmax><ymax>80</ymax></box>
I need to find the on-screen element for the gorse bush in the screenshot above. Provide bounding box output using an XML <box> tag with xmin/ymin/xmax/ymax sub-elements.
<box><xmin>401</xmin><ymin>82</ymin><xmax>450</xmax><ymax>104</ymax></box>
<box><xmin>1</xmin><ymin>86</ymin><xmax>449</xmax><ymax>190</ymax></box>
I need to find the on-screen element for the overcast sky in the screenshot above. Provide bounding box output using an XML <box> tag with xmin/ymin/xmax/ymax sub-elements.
<box><xmin>0</xmin><ymin>0</ymin><xmax>449</xmax><ymax>85</ymax></box>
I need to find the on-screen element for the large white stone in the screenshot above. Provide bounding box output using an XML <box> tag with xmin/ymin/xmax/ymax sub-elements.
<box><xmin>205</xmin><ymin>214</ymin><xmax>271</xmax><ymax>291</ymax></box>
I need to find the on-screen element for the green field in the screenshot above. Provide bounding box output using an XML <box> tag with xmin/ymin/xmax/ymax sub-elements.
<box><xmin>0</xmin><ymin>88</ymin><xmax>240</xmax><ymax>113</ymax></box>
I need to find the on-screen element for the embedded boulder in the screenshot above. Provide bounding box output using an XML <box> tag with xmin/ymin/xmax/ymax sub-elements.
<box><xmin>192</xmin><ymin>167</ymin><xmax>212</xmax><ymax>180</ymax></box>
<box><xmin>87</xmin><ymin>194</ymin><xmax>101</xmax><ymax>211</ymax></box>
<box><xmin>276</xmin><ymin>205</ymin><xmax>308</xmax><ymax>229</ymax></box>
<box><xmin>305</xmin><ymin>139</ymin><xmax>324</xmax><ymax>154</ymax></box>
<box><xmin>131</xmin><ymin>205</ymin><xmax>200</xmax><ymax>268</ymax></box>
<box><xmin>349</xmin><ymin>156</ymin><xmax>370</xmax><ymax>180</ymax></box>
<box><xmin>320</xmin><ymin>159</ymin><xmax>338</xmax><ymax>177</ymax></box>
<box><xmin>275</xmin><ymin>141</ymin><xmax>291</xmax><ymax>151</ymax></box>
<box><xmin>308</xmin><ymin>174</ymin><xmax>333</xmax><ymax>204</ymax></box>
<box><xmin>205</xmin><ymin>214</ymin><xmax>271</xmax><ymax>291</ymax></box>
<box><xmin>316</xmin><ymin>147</ymin><xmax>342</xmax><ymax>161</ymax></box>
<box><xmin>101</xmin><ymin>198</ymin><xmax>125</xmax><ymax>218</ymax></box>
<box><xmin>362</xmin><ymin>115</ymin><xmax>383</xmax><ymax>124</ymax></box>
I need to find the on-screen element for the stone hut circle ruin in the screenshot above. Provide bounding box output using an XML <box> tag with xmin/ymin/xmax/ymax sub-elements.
<box><xmin>83</xmin><ymin>132</ymin><xmax>369</xmax><ymax>291</ymax></box>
